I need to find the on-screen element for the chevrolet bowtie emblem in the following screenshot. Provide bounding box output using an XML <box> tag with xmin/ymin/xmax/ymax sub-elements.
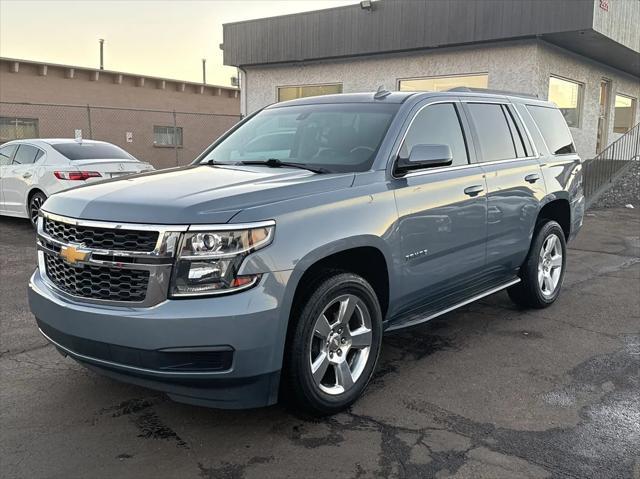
<box><xmin>60</xmin><ymin>245</ymin><xmax>90</xmax><ymax>265</ymax></box>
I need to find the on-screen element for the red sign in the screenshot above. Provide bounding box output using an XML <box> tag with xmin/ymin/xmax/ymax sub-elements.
<box><xmin>599</xmin><ymin>0</ymin><xmax>609</xmax><ymax>11</ymax></box>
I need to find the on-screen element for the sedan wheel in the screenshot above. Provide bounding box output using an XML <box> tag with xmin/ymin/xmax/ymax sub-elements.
<box><xmin>29</xmin><ymin>192</ymin><xmax>47</xmax><ymax>228</ymax></box>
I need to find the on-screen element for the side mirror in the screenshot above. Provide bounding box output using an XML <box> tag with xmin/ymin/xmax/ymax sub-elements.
<box><xmin>396</xmin><ymin>144</ymin><xmax>453</xmax><ymax>174</ymax></box>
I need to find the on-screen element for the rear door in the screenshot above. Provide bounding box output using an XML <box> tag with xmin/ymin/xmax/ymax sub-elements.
<box><xmin>462</xmin><ymin>100</ymin><xmax>545</xmax><ymax>279</ymax></box>
<box><xmin>391</xmin><ymin>99</ymin><xmax>488</xmax><ymax>317</ymax></box>
<box><xmin>2</xmin><ymin>144</ymin><xmax>43</xmax><ymax>215</ymax></box>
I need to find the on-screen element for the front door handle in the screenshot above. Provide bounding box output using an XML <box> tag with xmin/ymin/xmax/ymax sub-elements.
<box><xmin>464</xmin><ymin>185</ymin><xmax>484</xmax><ymax>197</ymax></box>
<box><xmin>22</xmin><ymin>172</ymin><xmax>32</xmax><ymax>179</ymax></box>
<box><xmin>525</xmin><ymin>173</ymin><xmax>540</xmax><ymax>183</ymax></box>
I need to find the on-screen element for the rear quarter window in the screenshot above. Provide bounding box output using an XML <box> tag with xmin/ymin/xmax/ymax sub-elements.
<box><xmin>527</xmin><ymin>105</ymin><xmax>576</xmax><ymax>155</ymax></box>
<box><xmin>52</xmin><ymin>142</ymin><xmax>133</xmax><ymax>160</ymax></box>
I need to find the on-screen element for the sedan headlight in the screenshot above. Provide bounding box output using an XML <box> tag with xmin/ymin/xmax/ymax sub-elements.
<box><xmin>170</xmin><ymin>222</ymin><xmax>274</xmax><ymax>297</ymax></box>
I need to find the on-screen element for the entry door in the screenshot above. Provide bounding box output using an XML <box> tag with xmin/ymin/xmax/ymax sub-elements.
<box><xmin>596</xmin><ymin>79</ymin><xmax>611</xmax><ymax>154</ymax></box>
<box><xmin>392</xmin><ymin>101</ymin><xmax>487</xmax><ymax>314</ymax></box>
<box><xmin>463</xmin><ymin>102</ymin><xmax>545</xmax><ymax>279</ymax></box>
<box><xmin>2</xmin><ymin>144</ymin><xmax>42</xmax><ymax>215</ymax></box>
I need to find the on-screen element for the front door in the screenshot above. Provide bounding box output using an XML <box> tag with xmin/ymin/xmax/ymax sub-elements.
<box><xmin>0</xmin><ymin>144</ymin><xmax>19</xmax><ymax>214</ymax></box>
<box><xmin>2</xmin><ymin>144</ymin><xmax>42</xmax><ymax>215</ymax></box>
<box><xmin>391</xmin><ymin>100</ymin><xmax>487</xmax><ymax>317</ymax></box>
<box><xmin>463</xmin><ymin>101</ymin><xmax>545</xmax><ymax>279</ymax></box>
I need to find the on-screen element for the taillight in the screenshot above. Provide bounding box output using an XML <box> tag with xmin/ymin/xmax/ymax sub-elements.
<box><xmin>54</xmin><ymin>171</ymin><xmax>102</xmax><ymax>181</ymax></box>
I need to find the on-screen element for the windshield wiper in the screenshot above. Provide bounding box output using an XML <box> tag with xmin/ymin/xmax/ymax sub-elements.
<box><xmin>240</xmin><ymin>158</ymin><xmax>328</xmax><ymax>174</ymax></box>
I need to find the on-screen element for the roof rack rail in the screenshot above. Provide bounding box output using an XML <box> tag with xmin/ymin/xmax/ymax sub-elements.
<box><xmin>447</xmin><ymin>87</ymin><xmax>539</xmax><ymax>100</ymax></box>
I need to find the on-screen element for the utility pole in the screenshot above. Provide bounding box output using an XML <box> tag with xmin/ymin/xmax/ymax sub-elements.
<box><xmin>99</xmin><ymin>39</ymin><xmax>104</xmax><ymax>70</ymax></box>
<box><xmin>202</xmin><ymin>58</ymin><xmax>206</xmax><ymax>84</ymax></box>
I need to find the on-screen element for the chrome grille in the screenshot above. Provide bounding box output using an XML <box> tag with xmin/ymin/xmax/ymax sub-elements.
<box><xmin>44</xmin><ymin>217</ymin><xmax>158</xmax><ymax>252</ymax></box>
<box><xmin>44</xmin><ymin>253</ymin><xmax>150</xmax><ymax>302</ymax></box>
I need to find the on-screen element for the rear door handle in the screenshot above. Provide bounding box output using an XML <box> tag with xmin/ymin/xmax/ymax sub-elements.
<box><xmin>464</xmin><ymin>185</ymin><xmax>484</xmax><ymax>197</ymax></box>
<box><xmin>525</xmin><ymin>173</ymin><xmax>540</xmax><ymax>183</ymax></box>
<box><xmin>22</xmin><ymin>172</ymin><xmax>32</xmax><ymax>179</ymax></box>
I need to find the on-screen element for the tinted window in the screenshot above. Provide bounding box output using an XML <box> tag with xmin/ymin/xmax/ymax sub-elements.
<box><xmin>201</xmin><ymin>103</ymin><xmax>399</xmax><ymax>173</ymax></box>
<box><xmin>12</xmin><ymin>144</ymin><xmax>40</xmax><ymax>164</ymax></box>
<box><xmin>52</xmin><ymin>142</ymin><xmax>133</xmax><ymax>160</ymax></box>
<box><xmin>0</xmin><ymin>144</ymin><xmax>17</xmax><ymax>165</ymax></box>
<box><xmin>467</xmin><ymin>103</ymin><xmax>516</xmax><ymax>162</ymax></box>
<box><xmin>400</xmin><ymin>103</ymin><xmax>468</xmax><ymax>167</ymax></box>
<box><xmin>527</xmin><ymin>106</ymin><xmax>576</xmax><ymax>155</ymax></box>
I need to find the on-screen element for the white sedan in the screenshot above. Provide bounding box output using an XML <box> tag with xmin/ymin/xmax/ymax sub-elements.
<box><xmin>0</xmin><ymin>139</ymin><xmax>154</xmax><ymax>226</ymax></box>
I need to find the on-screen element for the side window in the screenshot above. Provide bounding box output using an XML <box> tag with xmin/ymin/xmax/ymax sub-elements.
<box><xmin>527</xmin><ymin>105</ymin><xmax>576</xmax><ymax>155</ymax></box>
<box><xmin>0</xmin><ymin>144</ymin><xmax>18</xmax><ymax>166</ymax></box>
<box><xmin>400</xmin><ymin>103</ymin><xmax>469</xmax><ymax>167</ymax></box>
<box><xmin>467</xmin><ymin>103</ymin><xmax>518</xmax><ymax>162</ymax></box>
<box><xmin>12</xmin><ymin>145</ymin><xmax>40</xmax><ymax>165</ymax></box>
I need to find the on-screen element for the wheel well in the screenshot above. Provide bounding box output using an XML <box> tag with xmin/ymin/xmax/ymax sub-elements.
<box><xmin>538</xmin><ymin>199</ymin><xmax>570</xmax><ymax>240</ymax></box>
<box><xmin>292</xmin><ymin>247</ymin><xmax>390</xmax><ymax>320</ymax></box>
<box><xmin>27</xmin><ymin>188</ymin><xmax>45</xmax><ymax>204</ymax></box>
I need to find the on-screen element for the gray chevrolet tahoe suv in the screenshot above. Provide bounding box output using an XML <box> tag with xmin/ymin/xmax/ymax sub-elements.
<box><xmin>29</xmin><ymin>90</ymin><xmax>584</xmax><ymax>415</ymax></box>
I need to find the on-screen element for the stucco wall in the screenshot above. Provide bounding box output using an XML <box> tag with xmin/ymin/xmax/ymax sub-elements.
<box><xmin>242</xmin><ymin>40</ymin><xmax>539</xmax><ymax>113</ymax></box>
<box><xmin>242</xmin><ymin>39</ymin><xmax>639</xmax><ymax>159</ymax></box>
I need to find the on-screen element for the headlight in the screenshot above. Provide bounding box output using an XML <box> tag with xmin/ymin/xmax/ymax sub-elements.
<box><xmin>170</xmin><ymin>222</ymin><xmax>274</xmax><ymax>297</ymax></box>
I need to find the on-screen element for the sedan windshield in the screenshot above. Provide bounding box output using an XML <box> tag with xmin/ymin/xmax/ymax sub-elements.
<box><xmin>199</xmin><ymin>103</ymin><xmax>399</xmax><ymax>173</ymax></box>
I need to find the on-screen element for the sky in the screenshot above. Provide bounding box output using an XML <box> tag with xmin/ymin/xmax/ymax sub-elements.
<box><xmin>0</xmin><ymin>0</ymin><xmax>356</xmax><ymax>87</ymax></box>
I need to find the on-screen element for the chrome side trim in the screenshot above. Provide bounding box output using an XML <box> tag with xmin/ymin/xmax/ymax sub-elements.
<box><xmin>38</xmin><ymin>327</ymin><xmax>231</xmax><ymax>377</ymax></box>
<box><xmin>385</xmin><ymin>278</ymin><xmax>521</xmax><ymax>332</ymax></box>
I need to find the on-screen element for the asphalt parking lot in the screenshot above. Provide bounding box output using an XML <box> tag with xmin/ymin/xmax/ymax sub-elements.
<box><xmin>1</xmin><ymin>208</ymin><xmax>639</xmax><ymax>479</ymax></box>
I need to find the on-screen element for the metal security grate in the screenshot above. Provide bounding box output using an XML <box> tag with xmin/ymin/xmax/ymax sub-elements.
<box><xmin>44</xmin><ymin>217</ymin><xmax>159</xmax><ymax>252</ymax></box>
<box><xmin>44</xmin><ymin>253</ymin><xmax>149</xmax><ymax>302</ymax></box>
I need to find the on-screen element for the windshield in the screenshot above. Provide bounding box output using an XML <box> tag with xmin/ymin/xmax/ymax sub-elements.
<box><xmin>200</xmin><ymin>103</ymin><xmax>399</xmax><ymax>173</ymax></box>
<box><xmin>52</xmin><ymin>142</ymin><xmax>134</xmax><ymax>160</ymax></box>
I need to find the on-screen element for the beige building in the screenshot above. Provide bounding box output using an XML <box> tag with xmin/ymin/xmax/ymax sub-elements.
<box><xmin>0</xmin><ymin>58</ymin><xmax>240</xmax><ymax>168</ymax></box>
<box><xmin>223</xmin><ymin>0</ymin><xmax>640</xmax><ymax>160</ymax></box>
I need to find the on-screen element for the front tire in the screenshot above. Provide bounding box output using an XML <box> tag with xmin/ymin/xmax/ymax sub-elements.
<box><xmin>508</xmin><ymin>220</ymin><xmax>567</xmax><ymax>309</ymax></box>
<box><xmin>28</xmin><ymin>191</ymin><xmax>47</xmax><ymax>229</ymax></box>
<box><xmin>284</xmin><ymin>272</ymin><xmax>383</xmax><ymax>416</ymax></box>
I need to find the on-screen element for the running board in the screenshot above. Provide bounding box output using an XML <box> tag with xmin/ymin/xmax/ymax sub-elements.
<box><xmin>385</xmin><ymin>278</ymin><xmax>521</xmax><ymax>332</ymax></box>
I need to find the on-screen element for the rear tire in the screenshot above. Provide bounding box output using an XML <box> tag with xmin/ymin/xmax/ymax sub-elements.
<box><xmin>284</xmin><ymin>272</ymin><xmax>382</xmax><ymax>416</ymax></box>
<box><xmin>28</xmin><ymin>191</ymin><xmax>47</xmax><ymax>229</ymax></box>
<box><xmin>508</xmin><ymin>220</ymin><xmax>567</xmax><ymax>309</ymax></box>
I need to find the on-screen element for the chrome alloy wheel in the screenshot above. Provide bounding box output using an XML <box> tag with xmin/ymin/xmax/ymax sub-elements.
<box><xmin>309</xmin><ymin>294</ymin><xmax>373</xmax><ymax>395</ymax></box>
<box><xmin>538</xmin><ymin>233</ymin><xmax>563</xmax><ymax>297</ymax></box>
<box><xmin>29</xmin><ymin>195</ymin><xmax>44</xmax><ymax>226</ymax></box>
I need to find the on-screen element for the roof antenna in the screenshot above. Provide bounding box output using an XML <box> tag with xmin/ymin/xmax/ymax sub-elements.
<box><xmin>374</xmin><ymin>85</ymin><xmax>391</xmax><ymax>100</ymax></box>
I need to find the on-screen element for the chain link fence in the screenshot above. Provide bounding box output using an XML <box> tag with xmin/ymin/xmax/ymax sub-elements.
<box><xmin>0</xmin><ymin>101</ymin><xmax>240</xmax><ymax>170</ymax></box>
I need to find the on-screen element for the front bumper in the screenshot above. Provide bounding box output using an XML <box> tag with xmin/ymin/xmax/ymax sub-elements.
<box><xmin>28</xmin><ymin>268</ymin><xmax>292</xmax><ymax>409</ymax></box>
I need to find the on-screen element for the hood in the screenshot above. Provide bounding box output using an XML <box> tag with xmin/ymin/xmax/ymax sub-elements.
<box><xmin>42</xmin><ymin>164</ymin><xmax>355</xmax><ymax>224</ymax></box>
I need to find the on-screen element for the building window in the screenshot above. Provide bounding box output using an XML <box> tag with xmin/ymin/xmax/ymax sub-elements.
<box><xmin>0</xmin><ymin>117</ymin><xmax>39</xmax><ymax>143</ymax></box>
<box><xmin>277</xmin><ymin>83</ymin><xmax>342</xmax><ymax>102</ymax></box>
<box><xmin>613</xmin><ymin>94</ymin><xmax>637</xmax><ymax>134</ymax></box>
<box><xmin>153</xmin><ymin>125</ymin><xmax>183</xmax><ymax>147</ymax></box>
<box><xmin>547</xmin><ymin>76</ymin><xmax>583</xmax><ymax>128</ymax></box>
<box><xmin>398</xmin><ymin>74</ymin><xmax>488</xmax><ymax>92</ymax></box>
